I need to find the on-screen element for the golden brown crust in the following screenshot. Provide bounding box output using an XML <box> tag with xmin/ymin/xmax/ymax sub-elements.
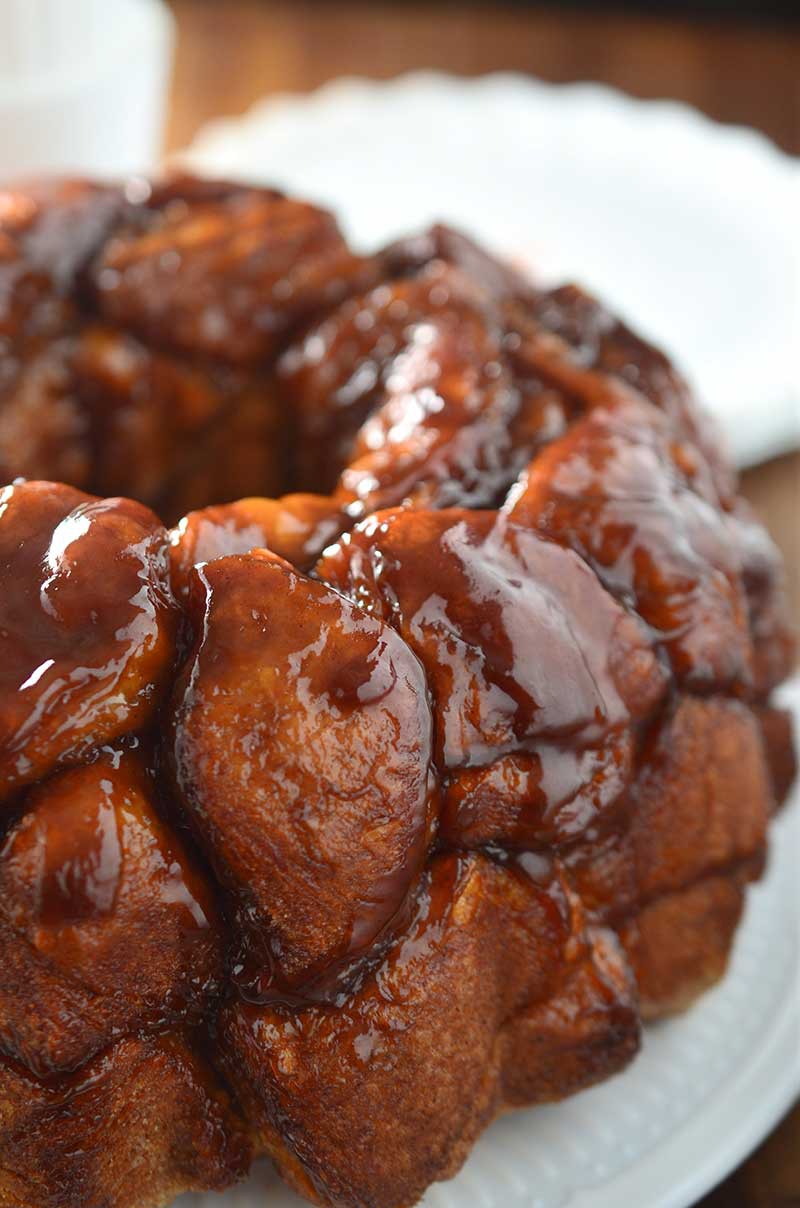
<box><xmin>618</xmin><ymin>868</ymin><xmax>753</xmax><ymax>1018</ymax></box>
<box><xmin>221</xmin><ymin>854</ymin><xmax>638</xmax><ymax>1208</ymax></box>
<box><xmin>0</xmin><ymin>1034</ymin><xmax>251</xmax><ymax>1208</ymax></box>
<box><xmin>755</xmin><ymin>705</ymin><xmax>797</xmax><ymax>808</ymax></box>
<box><xmin>563</xmin><ymin>695</ymin><xmax>772</xmax><ymax>1014</ymax></box>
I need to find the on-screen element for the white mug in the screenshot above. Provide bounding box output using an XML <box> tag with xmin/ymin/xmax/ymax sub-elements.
<box><xmin>0</xmin><ymin>0</ymin><xmax>174</xmax><ymax>181</ymax></box>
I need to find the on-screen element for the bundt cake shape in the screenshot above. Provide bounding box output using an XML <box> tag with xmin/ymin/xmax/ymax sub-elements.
<box><xmin>0</xmin><ymin>175</ymin><xmax>795</xmax><ymax>1208</ymax></box>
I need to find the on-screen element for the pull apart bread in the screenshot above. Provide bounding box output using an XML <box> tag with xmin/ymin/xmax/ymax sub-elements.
<box><xmin>0</xmin><ymin>176</ymin><xmax>795</xmax><ymax>1208</ymax></box>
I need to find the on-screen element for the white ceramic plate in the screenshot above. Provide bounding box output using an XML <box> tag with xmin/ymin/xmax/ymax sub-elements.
<box><xmin>178</xmin><ymin>72</ymin><xmax>800</xmax><ymax>470</ymax></box>
<box><xmin>177</xmin><ymin>674</ymin><xmax>800</xmax><ymax>1208</ymax></box>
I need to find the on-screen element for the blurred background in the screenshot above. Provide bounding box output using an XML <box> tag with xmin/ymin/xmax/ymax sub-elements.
<box><xmin>165</xmin><ymin>0</ymin><xmax>799</xmax><ymax>154</ymax></box>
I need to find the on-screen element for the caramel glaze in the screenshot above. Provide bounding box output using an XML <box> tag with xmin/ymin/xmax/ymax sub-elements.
<box><xmin>275</xmin><ymin>226</ymin><xmax>744</xmax><ymax>535</ymax></box>
<box><xmin>0</xmin><ymin>743</ymin><xmax>223</xmax><ymax>1077</ymax></box>
<box><xmin>317</xmin><ymin>507</ymin><xmax>667</xmax><ymax>855</ymax></box>
<box><xmin>278</xmin><ymin>261</ymin><xmax>527</xmax><ymax>513</ymax></box>
<box><xmin>0</xmin><ymin>178</ymin><xmax>125</xmax><ymax>335</ymax></box>
<box><xmin>504</xmin><ymin>396</ymin><xmax>756</xmax><ymax>692</ymax></box>
<box><xmin>0</xmin><ymin>480</ymin><xmax>178</xmax><ymax>802</ymax></box>
<box><xmin>168</xmin><ymin>493</ymin><xmax>347</xmax><ymax>602</ymax></box>
<box><xmin>0</xmin><ymin>175</ymin><xmax>796</xmax><ymax>1208</ymax></box>
<box><xmin>89</xmin><ymin>174</ymin><xmax>380</xmax><ymax>367</ymax></box>
<box><xmin>170</xmin><ymin>549</ymin><xmax>437</xmax><ymax>1000</ymax></box>
<box><xmin>0</xmin><ymin>172</ymin><xmax>752</xmax><ymax>522</ymax></box>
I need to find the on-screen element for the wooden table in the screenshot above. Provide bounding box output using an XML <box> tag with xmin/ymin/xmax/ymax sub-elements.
<box><xmin>166</xmin><ymin>4</ymin><xmax>800</xmax><ymax>1204</ymax></box>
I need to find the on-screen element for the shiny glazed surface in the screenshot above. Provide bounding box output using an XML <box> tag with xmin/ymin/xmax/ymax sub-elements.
<box><xmin>0</xmin><ymin>173</ymin><xmax>795</xmax><ymax>1208</ymax></box>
